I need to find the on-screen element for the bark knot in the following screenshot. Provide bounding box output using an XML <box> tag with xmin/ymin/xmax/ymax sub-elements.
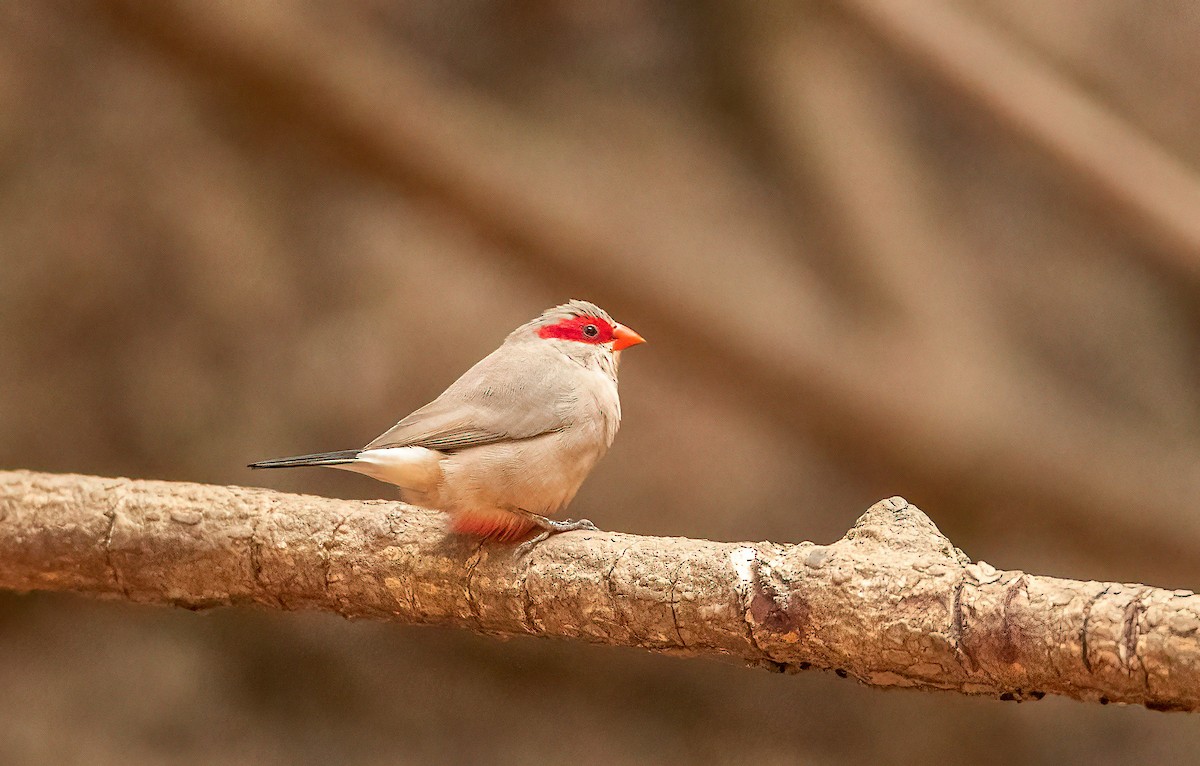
<box><xmin>844</xmin><ymin>497</ymin><xmax>963</xmax><ymax>562</ymax></box>
<box><xmin>746</xmin><ymin>551</ymin><xmax>809</xmax><ymax>643</ymax></box>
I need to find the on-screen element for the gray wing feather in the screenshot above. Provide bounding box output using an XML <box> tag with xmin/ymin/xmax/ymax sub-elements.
<box><xmin>365</xmin><ymin>346</ymin><xmax>572</xmax><ymax>452</ymax></box>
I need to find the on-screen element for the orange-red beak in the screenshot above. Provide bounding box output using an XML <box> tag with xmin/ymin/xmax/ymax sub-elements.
<box><xmin>612</xmin><ymin>323</ymin><xmax>646</xmax><ymax>351</ymax></box>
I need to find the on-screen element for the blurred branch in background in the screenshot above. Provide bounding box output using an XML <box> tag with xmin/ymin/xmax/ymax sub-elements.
<box><xmin>94</xmin><ymin>0</ymin><xmax>1200</xmax><ymax>580</ymax></box>
<box><xmin>834</xmin><ymin>0</ymin><xmax>1200</xmax><ymax>284</ymax></box>
<box><xmin>4</xmin><ymin>470</ymin><xmax>1200</xmax><ymax>712</ymax></box>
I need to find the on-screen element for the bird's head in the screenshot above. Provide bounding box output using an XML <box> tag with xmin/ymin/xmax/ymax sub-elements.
<box><xmin>515</xmin><ymin>300</ymin><xmax>646</xmax><ymax>364</ymax></box>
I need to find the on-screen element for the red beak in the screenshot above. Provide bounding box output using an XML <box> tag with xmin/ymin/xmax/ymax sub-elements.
<box><xmin>612</xmin><ymin>324</ymin><xmax>646</xmax><ymax>351</ymax></box>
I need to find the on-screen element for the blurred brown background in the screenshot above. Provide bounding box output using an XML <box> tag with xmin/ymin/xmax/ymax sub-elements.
<box><xmin>4</xmin><ymin>0</ymin><xmax>1200</xmax><ymax>763</ymax></box>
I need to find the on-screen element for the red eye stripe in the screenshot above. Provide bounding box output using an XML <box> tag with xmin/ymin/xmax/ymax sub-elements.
<box><xmin>538</xmin><ymin>315</ymin><xmax>615</xmax><ymax>344</ymax></box>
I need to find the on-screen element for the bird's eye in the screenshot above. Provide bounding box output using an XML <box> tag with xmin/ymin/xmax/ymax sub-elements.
<box><xmin>583</xmin><ymin>324</ymin><xmax>599</xmax><ymax>337</ymax></box>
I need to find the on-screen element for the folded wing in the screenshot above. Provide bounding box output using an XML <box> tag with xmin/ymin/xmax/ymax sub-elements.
<box><xmin>365</xmin><ymin>347</ymin><xmax>572</xmax><ymax>453</ymax></box>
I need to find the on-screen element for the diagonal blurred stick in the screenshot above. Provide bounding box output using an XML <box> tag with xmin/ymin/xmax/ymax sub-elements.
<box><xmin>834</xmin><ymin>0</ymin><xmax>1200</xmax><ymax>285</ymax></box>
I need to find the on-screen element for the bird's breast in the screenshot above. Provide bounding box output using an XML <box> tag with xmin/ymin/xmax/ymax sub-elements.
<box><xmin>572</xmin><ymin>356</ymin><xmax>621</xmax><ymax>448</ymax></box>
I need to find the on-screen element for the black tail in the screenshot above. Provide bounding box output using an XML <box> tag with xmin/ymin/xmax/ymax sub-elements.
<box><xmin>248</xmin><ymin>449</ymin><xmax>361</xmax><ymax>469</ymax></box>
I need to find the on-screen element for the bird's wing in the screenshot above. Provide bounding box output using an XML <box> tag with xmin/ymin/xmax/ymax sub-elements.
<box><xmin>364</xmin><ymin>347</ymin><xmax>573</xmax><ymax>452</ymax></box>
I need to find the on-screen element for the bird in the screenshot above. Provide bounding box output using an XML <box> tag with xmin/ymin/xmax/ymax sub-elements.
<box><xmin>249</xmin><ymin>300</ymin><xmax>645</xmax><ymax>548</ymax></box>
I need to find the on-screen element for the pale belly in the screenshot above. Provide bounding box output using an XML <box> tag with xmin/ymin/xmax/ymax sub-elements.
<box><xmin>433</xmin><ymin>427</ymin><xmax>609</xmax><ymax>517</ymax></box>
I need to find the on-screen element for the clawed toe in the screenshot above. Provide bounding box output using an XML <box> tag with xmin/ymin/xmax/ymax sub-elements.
<box><xmin>515</xmin><ymin>530</ymin><xmax>550</xmax><ymax>556</ymax></box>
<box><xmin>513</xmin><ymin>515</ymin><xmax>600</xmax><ymax>555</ymax></box>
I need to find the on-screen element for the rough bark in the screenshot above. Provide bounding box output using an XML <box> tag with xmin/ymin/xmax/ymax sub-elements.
<box><xmin>1</xmin><ymin>470</ymin><xmax>1198</xmax><ymax>711</ymax></box>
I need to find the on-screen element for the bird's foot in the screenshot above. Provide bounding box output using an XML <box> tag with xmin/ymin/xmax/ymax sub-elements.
<box><xmin>515</xmin><ymin>515</ymin><xmax>599</xmax><ymax>555</ymax></box>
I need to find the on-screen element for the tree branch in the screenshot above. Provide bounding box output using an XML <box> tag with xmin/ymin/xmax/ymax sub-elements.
<box><xmin>2</xmin><ymin>470</ymin><xmax>1197</xmax><ymax>712</ymax></box>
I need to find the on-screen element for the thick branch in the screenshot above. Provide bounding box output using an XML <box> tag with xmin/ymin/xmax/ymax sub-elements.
<box><xmin>1</xmin><ymin>471</ymin><xmax>1197</xmax><ymax>711</ymax></box>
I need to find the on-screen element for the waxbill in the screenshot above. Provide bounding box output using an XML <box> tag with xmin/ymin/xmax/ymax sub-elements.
<box><xmin>250</xmin><ymin>300</ymin><xmax>645</xmax><ymax>546</ymax></box>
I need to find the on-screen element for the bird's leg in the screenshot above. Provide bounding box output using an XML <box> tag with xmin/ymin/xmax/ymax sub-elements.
<box><xmin>513</xmin><ymin>509</ymin><xmax>598</xmax><ymax>553</ymax></box>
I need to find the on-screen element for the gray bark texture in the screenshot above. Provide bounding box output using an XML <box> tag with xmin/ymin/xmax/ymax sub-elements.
<box><xmin>1</xmin><ymin>470</ymin><xmax>1197</xmax><ymax>712</ymax></box>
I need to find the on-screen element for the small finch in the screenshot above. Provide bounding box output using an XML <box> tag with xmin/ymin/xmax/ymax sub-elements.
<box><xmin>250</xmin><ymin>300</ymin><xmax>645</xmax><ymax>546</ymax></box>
